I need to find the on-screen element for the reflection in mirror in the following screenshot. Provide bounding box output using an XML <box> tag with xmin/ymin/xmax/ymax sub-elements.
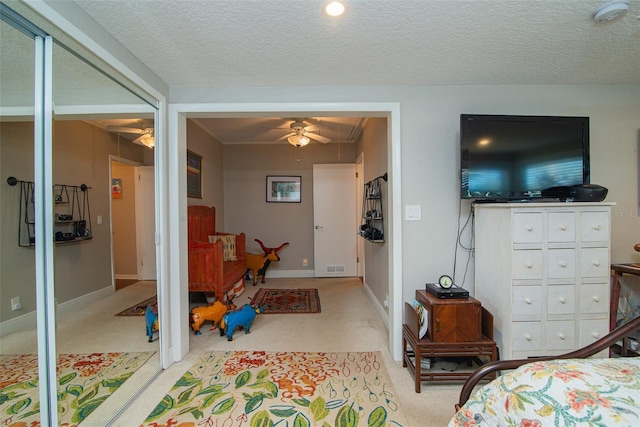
<box><xmin>0</xmin><ymin>12</ymin><xmax>40</xmax><ymax>421</ymax></box>
<box><xmin>0</xmin><ymin>6</ymin><xmax>160</xmax><ymax>423</ymax></box>
<box><xmin>49</xmin><ymin>42</ymin><xmax>160</xmax><ymax>425</ymax></box>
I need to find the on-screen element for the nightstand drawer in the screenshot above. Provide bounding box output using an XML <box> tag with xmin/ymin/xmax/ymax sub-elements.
<box><xmin>416</xmin><ymin>290</ymin><xmax>481</xmax><ymax>342</ymax></box>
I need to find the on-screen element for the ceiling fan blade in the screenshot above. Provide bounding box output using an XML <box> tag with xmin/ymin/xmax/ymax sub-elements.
<box><xmin>132</xmin><ymin>134</ymin><xmax>146</xmax><ymax>144</ymax></box>
<box><xmin>107</xmin><ymin>125</ymin><xmax>144</xmax><ymax>134</ymax></box>
<box><xmin>303</xmin><ymin>125</ymin><xmax>318</xmax><ymax>132</ymax></box>
<box><xmin>306</xmin><ymin>133</ymin><xmax>331</xmax><ymax>144</ymax></box>
<box><xmin>276</xmin><ymin>132</ymin><xmax>295</xmax><ymax>141</ymax></box>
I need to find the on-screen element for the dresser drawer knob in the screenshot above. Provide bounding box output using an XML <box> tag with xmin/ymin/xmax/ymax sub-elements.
<box><xmin>593</xmin><ymin>332</ymin><xmax>600</xmax><ymax>339</ymax></box>
<box><xmin>593</xmin><ymin>260</ymin><xmax>600</xmax><ymax>267</ymax></box>
<box><xmin>593</xmin><ymin>224</ymin><xmax>601</xmax><ymax>230</ymax></box>
<box><xmin>525</xmin><ymin>334</ymin><xmax>532</xmax><ymax>341</ymax></box>
<box><xmin>593</xmin><ymin>296</ymin><xmax>600</xmax><ymax>302</ymax></box>
<box><xmin>524</xmin><ymin>298</ymin><xmax>532</xmax><ymax>305</ymax></box>
<box><xmin>526</xmin><ymin>263</ymin><xmax>533</xmax><ymax>269</ymax></box>
<box><xmin>559</xmin><ymin>297</ymin><xmax>566</xmax><ymax>304</ymax></box>
<box><xmin>559</xmin><ymin>333</ymin><xmax>566</xmax><ymax>340</ymax></box>
<box><xmin>560</xmin><ymin>225</ymin><xmax>567</xmax><ymax>231</ymax></box>
<box><xmin>526</xmin><ymin>226</ymin><xmax>533</xmax><ymax>232</ymax></box>
<box><xmin>559</xmin><ymin>261</ymin><xmax>567</xmax><ymax>268</ymax></box>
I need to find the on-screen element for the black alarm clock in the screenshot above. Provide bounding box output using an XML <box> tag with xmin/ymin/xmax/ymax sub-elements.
<box><xmin>438</xmin><ymin>274</ymin><xmax>453</xmax><ymax>289</ymax></box>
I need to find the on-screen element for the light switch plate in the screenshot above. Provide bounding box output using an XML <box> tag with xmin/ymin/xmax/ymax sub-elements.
<box><xmin>405</xmin><ymin>205</ymin><xmax>421</xmax><ymax>221</ymax></box>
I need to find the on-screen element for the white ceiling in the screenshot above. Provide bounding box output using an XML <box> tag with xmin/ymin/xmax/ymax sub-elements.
<box><xmin>73</xmin><ymin>0</ymin><xmax>640</xmax><ymax>88</ymax></box>
<box><xmin>6</xmin><ymin>1</ymin><xmax>640</xmax><ymax>145</ymax></box>
<box><xmin>68</xmin><ymin>0</ymin><xmax>640</xmax><ymax>145</ymax></box>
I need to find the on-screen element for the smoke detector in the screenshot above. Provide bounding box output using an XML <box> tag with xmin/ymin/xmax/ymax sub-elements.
<box><xmin>592</xmin><ymin>1</ymin><xmax>629</xmax><ymax>23</ymax></box>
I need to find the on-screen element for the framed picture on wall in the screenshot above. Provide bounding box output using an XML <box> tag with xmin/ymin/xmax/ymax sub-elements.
<box><xmin>266</xmin><ymin>176</ymin><xmax>301</xmax><ymax>203</ymax></box>
<box><xmin>187</xmin><ymin>150</ymin><xmax>202</xmax><ymax>198</ymax></box>
<box><xmin>111</xmin><ymin>178</ymin><xmax>122</xmax><ymax>199</ymax></box>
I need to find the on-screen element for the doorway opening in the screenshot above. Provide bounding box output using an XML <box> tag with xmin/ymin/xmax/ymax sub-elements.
<box><xmin>168</xmin><ymin>103</ymin><xmax>403</xmax><ymax>361</ymax></box>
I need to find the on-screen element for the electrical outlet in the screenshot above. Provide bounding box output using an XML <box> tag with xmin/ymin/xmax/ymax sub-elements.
<box><xmin>303</xmin><ymin>258</ymin><xmax>308</xmax><ymax>267</ymax></box>
<box><xmin>11</xmin><ymin>297</ymin><xmax>21</xmax><ymax>311</ymax></box>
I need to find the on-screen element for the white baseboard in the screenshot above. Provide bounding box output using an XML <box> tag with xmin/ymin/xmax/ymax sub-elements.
<box><xmin>0</xmin><ymin>286</ymin><xmax>113</xmax><ymax>337</ymax></box>
<box><xmin>115</xmin><ymin>274</ymin><xmax>138</xmax><ymax>280</ymax></box>
<box><xmin>258</xmin><ymin>269</ymin><xmax>316</xmax><ymax>279</ymax></box>
<box><xmin>363</xmin><ymin>281</ymin><xmax>389</xmax><ymax>330</ymax></box>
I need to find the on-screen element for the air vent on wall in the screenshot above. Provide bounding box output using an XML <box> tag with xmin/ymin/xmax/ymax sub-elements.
<box><xmin>326</xmin><ymin>265</ymin><xmax>346</xmax><ymax>273</ymax></box>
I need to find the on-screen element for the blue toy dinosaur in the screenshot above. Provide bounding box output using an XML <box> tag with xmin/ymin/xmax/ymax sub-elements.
<box><xmin>220</xmin><ymin>303</ymin><xmax>263</xmax><ymax>341</ymax></box>
<box><xmin>145</xmin><ymin>304</ymin><xmax>158</xmax><ymax>342</ymax></box>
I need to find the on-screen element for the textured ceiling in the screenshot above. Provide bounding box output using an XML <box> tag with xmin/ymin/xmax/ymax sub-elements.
<box><xmin>72</xmin><ymin>0</ymin><xmax>640</xmax><ymax>87</ymax></box>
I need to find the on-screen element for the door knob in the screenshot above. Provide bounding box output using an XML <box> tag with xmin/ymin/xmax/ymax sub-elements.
<box><xmin>315</xmin><ymin>225</ymin><xmax>323</xmax><ymax>230</ymax></box>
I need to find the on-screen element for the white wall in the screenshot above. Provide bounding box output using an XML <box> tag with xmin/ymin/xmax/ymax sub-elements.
<box><xmin>170</xmin><ymin>84</ymin><xmax>640</xmax><ymax>305</ymax></box>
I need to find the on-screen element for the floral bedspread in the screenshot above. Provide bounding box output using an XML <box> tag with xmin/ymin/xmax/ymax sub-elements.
<box><xmin>450</xmin><ymin>357</ymin><xmax>640</xmax><ymax>427</ymax></box>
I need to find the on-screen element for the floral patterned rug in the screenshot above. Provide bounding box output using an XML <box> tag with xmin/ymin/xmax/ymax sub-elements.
<box><xmin>142</xmin><ymin>350</ymin><xmax>407</xmax><ymax>426</ymax></box>
<box><xmin>252</xmin><ymin>288</ymin><xmax>321</xmax><ymax>314</ymax></box>
<box><xmin>115</xmin><ymin>295</ymin><xmax>157</xmax><ymax>316</ymax></box>
<box><xmin>0</xmin><ymin>351</ymin><xmax>155</xmax><ymax>426</ymax></box>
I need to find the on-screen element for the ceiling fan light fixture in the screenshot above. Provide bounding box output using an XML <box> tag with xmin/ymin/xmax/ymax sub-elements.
<box><xmin>139</xmin><ymin>133</ymin><xmax>155</xmax><ymax>148</ymax></box>
<box><xmin>592</xmin><ymin>1</ymin><xmax>629</xmax><ymax>23</ymax></box>
<box><xmin>288</xmin><ymin>134</ymin><xmax>310</xmax><ymax>147</ymax></box>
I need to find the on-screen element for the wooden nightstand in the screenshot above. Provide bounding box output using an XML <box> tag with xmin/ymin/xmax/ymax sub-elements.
<box><xmin>402</xmin><ymin>291</ymin><xmax>497</xmax><ymax>392</ymax></box>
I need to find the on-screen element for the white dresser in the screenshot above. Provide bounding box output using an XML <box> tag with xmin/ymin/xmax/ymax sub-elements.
<box><xmin>474</xmin><ymin>203</ymin><xmax>612</xmax><ymax>360</ymax></box>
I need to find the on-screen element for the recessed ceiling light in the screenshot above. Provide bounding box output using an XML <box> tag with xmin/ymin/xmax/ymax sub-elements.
<box><xmin>325</xmin><ymin>1</ymin><xmax>345</xmax><ymax>17</ymax></box>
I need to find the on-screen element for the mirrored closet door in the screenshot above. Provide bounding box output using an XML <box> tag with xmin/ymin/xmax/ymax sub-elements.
<box><xmin>1</xmin><ymin>2</ymin><xmax>161</xmax><ymax>425</ymax></box>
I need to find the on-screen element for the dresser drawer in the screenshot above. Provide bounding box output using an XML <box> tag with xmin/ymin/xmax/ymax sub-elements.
<box><xmin>581</xmin><ymin>211</ymin><xmax>610</xmax><ymax>242</ymax></box>
<box><xmin>579</xmin><ymin>319</ymin><xmax>609</xmax><ymax>347</ymax></box>
<box><xmin>547</xmin><ymin>212</ymin><xmax>576</xmax><ymax>243</ymax></box>
<box><xmin>579</xmin><ymin>284</ymin><xmax>609</xmax><ymax>314</ymax></box>
<box><xmin>545</xmin><ymin>320</ymin><xmax>575</xmax><ymax>351</ymax></box>
<box><xmin>547</xmin><ymin>285</ymin><xmax>576</xmax><ymax>315</ymax></box>
<box><xmin>513</xmin><ymin>250</ymin><xmax>543</xmax><ymax>279</ymax></box>
<box><xmin>512</xmin><ymin>322</ymin><xmax>541</xmax><ymax>352</ymax></box>
<box><xmin>512</xmin><ymin>286</ymin><xmax>542</xmax><ymax>317</ymax></box>
<box><xmin>579</xmin><ymin>248</ymin><xmax>609</xmax><ymax>278</ymax></box>
<box><xmin>513</xmin><ymin>212</ymin><xmax>543</xmax><ymax>243</ymax></box>
<box><xmin>547</xmin><ymin>249</ymin><xmax>576</xmax><ymax>279</ymax></box>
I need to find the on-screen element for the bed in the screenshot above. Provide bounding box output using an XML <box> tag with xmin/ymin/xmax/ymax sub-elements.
<box><xmin>450</xmin><ymin>316</ymin><xmax>640</xmax><ymax>427</ymax></box>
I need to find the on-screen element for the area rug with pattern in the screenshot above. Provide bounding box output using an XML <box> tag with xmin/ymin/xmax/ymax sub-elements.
<box><xmin>0</xmin><ymin>351</ymin><xmax>155</xmax><ymax>426</ymax></box>
<box><xmin>141</xmin><ymin>350</ymin><xmax>407</xmax><ymax>426</ymax></box>
<box><xmin>115</xmin><ymin>295</ymin><xmax>157</xmax><ymax>316</ymax></box>
<box><xmin>252</xmin><ymin>288</ymin><xmax>321</xmax><ymax>314</ymax></box>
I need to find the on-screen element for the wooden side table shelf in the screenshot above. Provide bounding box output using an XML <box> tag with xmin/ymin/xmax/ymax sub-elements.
<box><xmin>610</xmin><ymin>263</ymin><xmax>640</xmax><ymax>356</ymax></box>
<box><xmin>402</xmin><ymin>291</ymin><xmax>498</xmax><ymax>393</ymax></box>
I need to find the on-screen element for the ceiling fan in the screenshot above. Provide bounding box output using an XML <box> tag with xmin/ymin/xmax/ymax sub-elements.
<box><xmin>107</xmin><ymin>121</ymin><xmax>155</xmax><ymax>148</ymax></box>
<box><xmin>275</xmin><ymin>119</ymin><xmax>331</xmax><ymax>147</ymax></box>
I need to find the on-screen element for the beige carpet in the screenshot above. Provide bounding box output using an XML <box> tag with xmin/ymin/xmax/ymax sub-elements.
<box><xmin>110</xmin><ymin>278</ymin><xmax>463</xmax><ymax>427</ymax></box>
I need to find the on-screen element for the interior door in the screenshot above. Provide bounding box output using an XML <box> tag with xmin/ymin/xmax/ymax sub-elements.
<box><xmin>313</xmin><ymin>164</ymin><xmax>357</xmax><ymax>277</ymax></box>
<box><xmin>136</xmin><ymin>165</ymin><xmax>157</xmax><ymax>280</ymax></box>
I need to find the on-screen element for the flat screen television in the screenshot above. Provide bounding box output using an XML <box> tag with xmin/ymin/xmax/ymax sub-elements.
<box><xmin>460</xmin><ymin>114</ymin><xmax>590</xmax><ymax>201</ymax></box>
